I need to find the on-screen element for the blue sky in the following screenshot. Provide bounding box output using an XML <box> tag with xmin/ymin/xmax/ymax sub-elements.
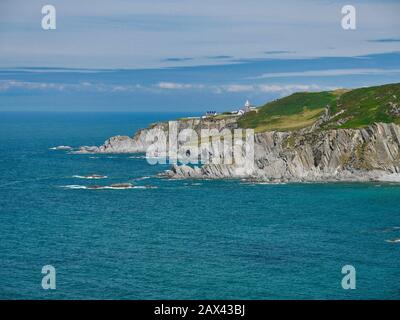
<box><xmin>0</xmin><ymin>0</ymin><xmax>399</xmax><ymax>111</ymax></box>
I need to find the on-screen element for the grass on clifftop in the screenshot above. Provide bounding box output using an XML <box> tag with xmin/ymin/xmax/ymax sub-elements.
<box><xmin>238</xmin><ymin>83</ymin><xmax>400</xmax><ymax>132</ymax></box>
<box><xmin>238</xmin><ymin>91</ymin><xmax>336</xmax><ymax>132</ymax></box>
<box><xmin>329</xmin><ymin>83</ymin><xmax>400</xmax><ymax>129</ymax></box>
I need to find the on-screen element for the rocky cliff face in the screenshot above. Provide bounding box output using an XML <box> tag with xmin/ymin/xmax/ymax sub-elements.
<box><xmin>77</xmin><ymin>117</ymin><xmax>400</xmax><ymax>182</ymax></box>
<box><xmin>76</xmin><ymin>117</ymin><xmax>239</xmax><ymax>154</ymax></box>
<box><xmin>167</xmin><ymin>122</ymin><xmax>400</xmax><ymax>182</ymax></box>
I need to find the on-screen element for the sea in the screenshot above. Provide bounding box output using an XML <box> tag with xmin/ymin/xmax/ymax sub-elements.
<box><xmin>0</xmin><ymin>112</ymin><xmax>399</xmax><ymax>299</ymax></box>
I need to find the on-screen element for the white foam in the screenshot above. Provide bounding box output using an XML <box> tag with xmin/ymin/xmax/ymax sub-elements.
<box><xmin>385</xmin><ymin>239</ymin><xmax>400</xmax><ymax>243</ymax></box>
<box><xmin>184</xmin><ymin>182</ymin><xmax>202</xmax><ymax>186</ymax></box>
<box><xmin>61</xmin><ymin>184</ymin><xmax>157</xmax><ymax>190</ymax></box>
<box><xmin>61</xmin><ymin>185</ymin><xmax>87</xmax><ymax>189</ymax></box>
<box><xmin>243</xmin><ymin>181</ymin><xmax>287</xmax><ymax>185</ymax></box>
<box><xmin>134</xmin><ymin>176</ymin><xmax>151</xmax><ymax>181</ymax></box>
<box><xmin>72</xmin><ymin>175</ymin><xmax>108</xmax><ymax>179</ymax></box>
<box><xmin>382</xmin><ymin>227</ymin><xmax>400</xmax><ymax>232</ymax></box>
<box><xmin>50</xmin><ymin>145</ymin><xmax>73</xmax><ymax>151</ymax></box>
<box><xmin>102</xmin><ymin>186</ymin><xmax>133</xmax><ymax>190</ymax></box>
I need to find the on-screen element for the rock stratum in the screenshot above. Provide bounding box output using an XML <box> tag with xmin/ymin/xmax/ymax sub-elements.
<box><xmin>77</xmin><ymin>83</ymin><xmax>400</xmax><ymax>182</ymax></box>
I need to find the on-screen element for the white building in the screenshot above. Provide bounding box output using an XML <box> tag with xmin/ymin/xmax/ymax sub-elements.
<box><xmin>236</xmin><ymin>100</ymin><xmax>252</xmax><ymax>115</ymax></box>
<box><xmin>202</xmin><ymin>110</ymin><xmax>218</xmax><ymax>118</ymax></box>
<box><xmin>244</xmin><ymin>100</ymin><xmax>251</xmax><ymax>112</ymax></box>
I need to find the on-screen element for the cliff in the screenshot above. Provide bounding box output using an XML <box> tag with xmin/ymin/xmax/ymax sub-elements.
<box><xmin>77</xmin><ymin>83</ymin><xmax>400</xmax><ymax>182</ymax></box>
<box><xmin>166</xmin><ymin>122</ymin><xmax>400</xmax><ymax>182</ymax></box>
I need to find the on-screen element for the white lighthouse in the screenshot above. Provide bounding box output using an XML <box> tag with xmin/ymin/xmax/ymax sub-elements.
<box><xmin>244</xmin><ymin>100</ymin><xmax>251</xmax><ymax>112</ymax></box>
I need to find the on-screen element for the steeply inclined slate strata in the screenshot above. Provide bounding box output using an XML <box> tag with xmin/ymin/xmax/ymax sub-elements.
<box><xmin>76</xmin><ymin>117</ymin><xmax>400</xmax><ymax>182</ymax></box>
<box><xmin>164</xmin><ymin>122</ymin><xmax>400</xmax><ymax>182</ymax></box>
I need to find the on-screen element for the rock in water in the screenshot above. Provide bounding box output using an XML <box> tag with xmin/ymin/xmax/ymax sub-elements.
<box><xmin>109</xmin><ymin>183</ymin><xmax>133</xmax><ymax>189</ymax></box>
<box><xmin>87</xmin><ymin>185</ymin><xmax>103</xmax><ymax>189</ymax></box>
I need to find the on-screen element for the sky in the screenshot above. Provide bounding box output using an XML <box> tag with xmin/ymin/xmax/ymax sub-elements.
<box><xmin>0</xmin><ymin>0</ymin><xmax>399</xmax><ymax>111</ymax></box>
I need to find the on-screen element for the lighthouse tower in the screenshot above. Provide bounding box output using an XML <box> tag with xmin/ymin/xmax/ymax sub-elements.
<box><xmin>244</xmin><ymin>100</ymin><xmax>251</xmax><ymax>112</ymax></box>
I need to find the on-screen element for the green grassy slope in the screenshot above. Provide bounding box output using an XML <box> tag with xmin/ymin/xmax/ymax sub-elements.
<box><xmin>328</xmin><ymin>83</ymin><xmax>400</xmax><ymax>129</ymax></box>
<box><xmin>238</xmin><ymin>83</ymin><xmax>400</xmax><ymax>132</ymax></box>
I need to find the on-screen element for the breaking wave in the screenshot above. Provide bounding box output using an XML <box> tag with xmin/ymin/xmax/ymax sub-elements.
<box><xmin>61</xmin><ymin>184</ymin><xmax>157</xmax><ymax>190</ymax></box>
<box><xmin>61</xmin><ymin>185</ymin><xmax>87</xmax><ymax>189</ymax></box>
<box><xmin>133</xmin><ymin>176</ymin><xmax>151</xmax><ymax>181</ymax></box>
<box><xmin>375</xmin><ymin>227</ymin><xmax>400</xmax><ymax>233</ymax></box>
<box><xmin>385</xmin><ymin>238</ymin><xmax>400</xmax><ymax>243</ymax></box>
<box><xmin>50</xmin><ymin>145</ymin><xmax>73</xmax><ymax>151</ymax></box>
<box><xmin>72</xmin><ymin>175</ymin><xmax>108</xmax><ymax>179</ymax></box>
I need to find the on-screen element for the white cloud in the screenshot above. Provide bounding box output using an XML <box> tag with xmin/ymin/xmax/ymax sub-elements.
<box><xmin>253</xmin><ymin>68</ymin><xmax>400</xmax><ymax>79</ymax></box>
<box><xmin>0</xmin><ymin>80</ymin><xmax>66</xmax><ymax>91</ymax></box>
<box><xmin>156</xmin><ymin>82</ymin><xmax>206</xmax><ymax>90</ymax></box>
<box><xmin>0</xmin><ymin>79</ymin><xmax>332</xmax><ymax>95</ymax></box>
<box><xmin>156</xmin><ymin>82</ymin><xmax>329</xmax><ymax>94</ymax></box>
<box><xmin>156</xmin><ymin>82</ymin><xmax>193</xmax><ymax>90</ymax></box>
<box><xmin>219</xmin><ymin>83</ymin><xmax>328</xmax><ymax>94</ymax></box>
<box><xmin>1</xmin><ymin>0</ymin><xmax>399</xmax><ymax>68</ymax></box>
<box><xmin>222</xmin><ymin>84</ymin><xmax>254</xmax><ymax>92</ymax></box>
<box><xmin>0</xmin><ymin>80</ymin><xmax>144</xmax><ymax>92</ymax></box>
<box><xmin>258</xmin><ymin>84</ymin><xmax>325</xmax><ymax>92</ymax></box>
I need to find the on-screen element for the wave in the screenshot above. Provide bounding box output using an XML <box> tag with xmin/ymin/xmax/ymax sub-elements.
<box><xmin>376</xmin><ymin>227</ymin><xmax>400</xmax><ymax>233</ymax></box>
<box><xmin>131</xmin><ymin>185</ymin><xmax>158</xmax><ymax>189</ymax></box>
<box><xmin>385</xmin><ymin>227</ymin><xmax>400</xmax><ymax>231</ymax></box>
<box><xmin>72</xmin><ymin>174</ymin><xmax>108</xmax><ymax>179</ymax></box>
<box><xmin>61</xmin><ymin>183</ymin><xmax>157</xmax><ymax>190</ymax></box>
<box><xmin>385</xmin><ymin>238</ymin><xmax>400</xmax><ymax>243</ymax></box>
<box><xmin>184</xmin><ymin>182</ymin><xmax>202</xmax><ymax>186</ymax></box>
<box><xmin>129</xmin><ymin>155</ymin><xmax>166</xmax><ymax>160</ymax></box>
<box><xmin>242</xmin><ymin>181</ymin><xmax>287</xmax><ymax>185</ymax></box>
<box><xmin>133</xmin><ymin>176</ymin><xmax>151</xmax><ymax>181</ymax></box>
<box><xmin>61</xmin><ymin>184</ymin><xmax>132</xmax><ymax>190</ymax></box>
<box><xmin>61</xmin><ymin>185</ymin><xmax>88</xmax><ymax>189</ymax></box>
<box><xmin>50</xmin><ymin>145</ymin><xmax>73</xmax><ymax>151</ymax></box>
<box><xmin>0</xmin><ymin>180</ymin><xmax>24</xmax><ymax>188</ymax></box>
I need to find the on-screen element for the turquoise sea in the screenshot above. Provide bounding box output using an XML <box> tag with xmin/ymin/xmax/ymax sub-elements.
<box><xmin>0</xmin><ymin>112</ymin><xmax>399</xmax><ymax>300</ymax></box>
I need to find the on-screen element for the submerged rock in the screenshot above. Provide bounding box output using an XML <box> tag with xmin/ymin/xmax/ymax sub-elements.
<box><xmin>85</xmin><ymin>183</ymin><xmax>134</xmax><ymax>190</ymax></box>
<box><xmin>86</xmin><ymin>185</ymin><xmax>103</xmax><ymax>189</ymax></box>
<box><xmin>109</xmin><ymin>183</ymin><xmax>133</xmax><ymax>189</ymax></box>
